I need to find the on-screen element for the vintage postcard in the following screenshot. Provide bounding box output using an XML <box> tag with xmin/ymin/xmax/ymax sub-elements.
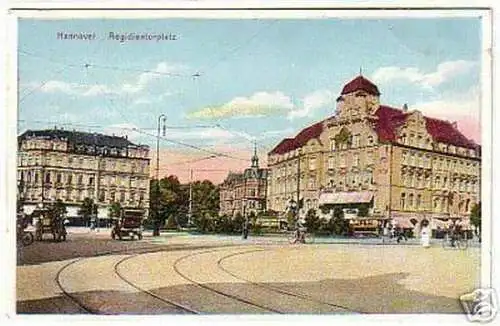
<box><xmin>2</xmin><ymin>2</ymin><xmax>497</xmax><ymax>325</ymax></box>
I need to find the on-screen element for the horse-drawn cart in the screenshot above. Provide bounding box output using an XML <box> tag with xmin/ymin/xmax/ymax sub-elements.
<box><xmin>33</xmin><ymin>207</ymin><xmax>67</xmax><ymax>242</ymax></box>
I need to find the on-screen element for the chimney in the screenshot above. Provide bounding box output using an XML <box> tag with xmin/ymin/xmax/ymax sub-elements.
<box><xmin>452</xmin><ymin>121</ymin><xmax>458</xmax><ymax>129</ymax></box>
<box><xmin>125</xmin><ymin>135</ymin><xmax>128</xmax><ymax>140</ymax></box>
<box><xmin>402</xmin><ymin>103</ymin><xmax>408</xmax><ymax>112</ymax></box>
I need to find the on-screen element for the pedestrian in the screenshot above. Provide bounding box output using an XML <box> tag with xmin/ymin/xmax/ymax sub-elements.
<box><xmin>242</xmin><ymin>220</ymin><xmax>249</xmax><ymax>240</ymax></box>
<box><xmin>421</xmin><ymin>224</ymin><xmax>430</xmax><ymax>248</ymax></box>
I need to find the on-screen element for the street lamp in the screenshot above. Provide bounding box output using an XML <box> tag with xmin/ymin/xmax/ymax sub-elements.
<box><xmin>153</xmin><ymin>114</ymin><xmax>167</xmax><ymax>237</ymax></box>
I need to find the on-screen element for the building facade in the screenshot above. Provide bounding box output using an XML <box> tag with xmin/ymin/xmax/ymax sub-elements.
<box><xmin>17</xmin><ymin>128</ymin><xmax>151</xmax><ymax>220</ymax></box>
<box><xmin>267</xmin><ymin>75</ymin><xmax>481</xmax><ymax>233</ymax></box>
<box><xmin>219</xmin><ymin>148</ymin><xmax>268</xmax><ymax>218</ymax></box>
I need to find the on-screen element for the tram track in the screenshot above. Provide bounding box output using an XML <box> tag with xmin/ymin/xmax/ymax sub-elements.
<box><xmin>114</xmin><ymin>254</ymin><xmax>200</xmax><ymax>314</ymax></box>
<box><xmin>216</xmin><ymin>249</ymin><xmax>365</xmax><ymax>314</ymax></box>
<box><xmin>54</xmin><ymin>243</ymin><xmax>362</xmax><ymax>314</ymax></box>
<box><xmin>54</xmin><ymin>245</ymin><xmax>199</xmax><ymax>314</ymax></box>
<box><xmin>172</xmin><ymin>247</ymin><xmax>284</xmax><ymax>314</ymax></box>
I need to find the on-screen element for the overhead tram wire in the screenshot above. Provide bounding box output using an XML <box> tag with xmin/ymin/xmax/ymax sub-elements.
<box><xmin>17</xmin><ymin>119</ymin><xmax>215</xmax><ymax>131</ymax></box>
<box><xmin>19</xmin><ymin>49</ymin><xmax>195</xmax><ymax>79</ymax></box>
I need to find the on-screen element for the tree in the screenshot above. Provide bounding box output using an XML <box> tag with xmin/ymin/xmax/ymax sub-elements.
<box><xmin>108</xmin><ymin>202</ymin><xmax>122</xmax><ymax>219</ymax></box>
<box><xmin>327</xmin><ymin>208</ymin><xmax>350</xmax><ymax>235</ymax></box>
<box><xmin>48</xmin><ymin>199</ymin><xmax>67</xmax><ymax>218</ymax></box>
<box><xmin>470</xmin><ymin>202</ymin><xmax>481</xmax><ymax>239</ymax></box>
<box><xmin>78</xmin><ymin>197</ymin><xmax>96</xmax><ymax>226</ymax></box>
<box><xmin>304</xmin><ymin>209</ymin><xmax>321</xmax><ymax>233</ymax></box>
<box><xmin>232</xmin><ymin>213</ymin><xmax>245</xmax><ymax>234</ymax></box>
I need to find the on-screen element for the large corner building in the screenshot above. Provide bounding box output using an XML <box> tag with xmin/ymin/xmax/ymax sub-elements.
<box><xmin>219</xmin><ymin>147</ymin><xmax>268</xmax><ymax>218</ymax></box>
<box><xmin>267</xmin><ymin>75</ymin><xmax>481</xmax><ymax>233</ymax></box>
<box><xmin>17</xmin><ymin>128</ymin><xmax>151</xmax><ymax>221</ymax></box>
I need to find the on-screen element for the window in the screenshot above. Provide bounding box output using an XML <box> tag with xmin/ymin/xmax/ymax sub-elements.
<box><xmin>56</xmin><ymin>173</ymin><xmax>62</xmax><ymax>184</ymax></box>
<box><xmin>402</xmin><ymin>151</ymin><xmax>408</xmax><ymax>164</ymax></box>
<box><xmin>400</xmin><ymin>193</ymin><xmax>406</xmax><ymax>210</ymax></box>
<box><xmin>410</xmin><ymin>153</ymin><xmax>416</xmax><ymax>166</ymax></box>
<box><xmin>34</xmin><ymin>172</ymin><xmax>39</xmax><ymax>184</ymax></box>
<box><xmin>89</xmin><ymin>177</ymin><xmax>94</xmax><ymax>186</ymax></box>
<box><xmin>328</xmin><ymin>157</ymin><xmax>335</xmax><ymax>170</ymax></box>
<box><xmin>435</xmin><ymin>176</ymin><xmax>440</xmax><ymax>189</ymax></box>
<box><xmin>401</xmin><ymin>133</ymin><xmax>407</xmax><ymax>145</ymax></box>
<box><xmin>353</xmin><ymin>154</ymin><xmax>359</xmax><ymax>167</ymax></box>
<box><xmin>67</xmin><ymin>174</ymin><xmax>72</xmax><ymax>185</ymax></box>
<box><xmin>330</xmin><ymin>140</ymin><xmax>336</xmax><ymax>151</ymax></box>
<box><xmin>45</xmin><ymin>172</ymin><xmax>51</xmax><ymax>184</ymax></box>
<box><xmin>409</xmin><ymin>134</ymin><xmax>415</xmax><ymax>146</ymax></box>
<box><xmin>368</xmin><ymin>136</ymin><xmax>374</xmax><ymax>146</ymax></box>
<box><xmin>99</xmin><ymin>191</ymin><xmax>105</xmax><ymax>202</ymax></box>
<box><xmin>367</xmin><ymin>151</ymin><xmax>374</xmax><ymax>164</ymax></box>
<box><xmin>416</xmin><ymin>195</ymin><xmax>422</xmax><ymax>210</ymax></box>
<box><xmin>120</xmin><ymin>191</ymin><xmax>126</xmax><ymax>203</ymax></box>
<box><xmin>353</xmin><ymin>134</ymin><xmax>361</xmax><ymax>148</ymax></box>
<box><xmin>465</xmin><ymin>199</ymin><xmax>471</xmax><ymax>212</ymax></box>
<box><xmin>408</xmin><ymin>194</ymin><xmax>414</xmax><ymax>209</ymax></box>
<box><xmin>309</xmin><ymin>157</ymin><xmax>316</xmax><ymax>171</ymax></box>
<box><xmin>77</xmin><ymin>175</ymin><xmax>83</xmax><ymax>185</ymax></box>
<box><xmin>340</xmin><ymin>156</ymin><xmax>346</xmax><ymax>167</ymax></box>
<box><xmin>434</xmin><ymin>198</ymin><xmax>441</xmax><ymax>211</ymax></box>
<box><xmin>443</xmin><ymin>177</ymin><xmax>447</xmax><ymax>189</ymax></box>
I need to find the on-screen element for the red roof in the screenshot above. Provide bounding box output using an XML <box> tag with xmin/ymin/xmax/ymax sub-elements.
<box><xmin>374</xmin><ymin>105</ymin><xmax>477</xmax><ymax>149</ymax></box>
<box><xmin>424</xmin><ymin>116</ymin><xmax>477</xmax><ymax>149</ymax></box>
<box><xmin>341</xmin><ymin>75</ymin><xmax>381</xmax><ymax>96</ymax></box>
<box><xmin>269</xmin><ymin>121</ymin><xmax>324</xmax><ymax>155</ymax></box>
<box><xmin>270</xmin><ymin>105</ymin><xmax>478</xmax><ymax>156</ymax></box>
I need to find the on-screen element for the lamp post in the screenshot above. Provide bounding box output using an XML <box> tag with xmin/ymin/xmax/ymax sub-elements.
<box><xmin>153</xmin><ymin>114</ymin><xmax>167</xmax><ymax>237</ymax></box>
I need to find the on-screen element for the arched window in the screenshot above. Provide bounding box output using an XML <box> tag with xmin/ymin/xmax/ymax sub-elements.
<box><xmin>434</xmin><ymin>197</ymin><xmax>441</xmax><ymax>211</ymax></box>
<box><xmin>400</xmin><ymin>193</ymin><xmax>406</xmax><ymax>210</ymax></box>
<box><xmin>45</xmin><ymin>172</ymin><xmax>51</xmax><ymax>184</ymax></box>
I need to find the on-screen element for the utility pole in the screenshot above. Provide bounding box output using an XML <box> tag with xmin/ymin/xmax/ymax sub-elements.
<box><xmin>188</xmin><ymin>169</ymin><xmax>193</xmax><ymax>226</ymax></box>
<box><xmin>154</xmin><ymin>114</ymin><xmax>166</xmax><ymax>237</ymax></box>
<box><xmin>296</xmin><ymin>150</ymin><xmax>301</xmax><ymax>220</ymax></box>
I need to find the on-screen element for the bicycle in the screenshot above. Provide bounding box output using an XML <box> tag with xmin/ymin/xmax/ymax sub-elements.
<box><xmin>442</xmin><ymin>231</ymin><xmax>468</xmax><ymax>250</ymax></box>
<box><xmin>287</xmin><ymin>228</ymin><xmax>315</xmax><ymax>244</ymax></box>
<box><xmin>17</xmin><ymin>223</ymin><xmax>34</xmax><ymax>247</ymax></box>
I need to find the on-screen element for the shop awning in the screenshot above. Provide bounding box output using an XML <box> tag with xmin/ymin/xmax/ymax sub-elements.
<box><xmin>391</xmin><ymin>217</ymin><xmax>414</xmax><ymax>229</ymax></box>
<box><xmin>319</xmin><ymin>191</ymin><xmax>374</xmax><ymax>205</ymax></box>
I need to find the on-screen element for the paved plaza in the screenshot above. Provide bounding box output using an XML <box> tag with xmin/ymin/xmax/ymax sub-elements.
<box><xmin>16</xmin><ymin>228</ymin><xmax>480</xmax><ymax>314</ymax></box>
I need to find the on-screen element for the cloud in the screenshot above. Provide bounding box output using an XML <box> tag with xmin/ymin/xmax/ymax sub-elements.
<box><xmin>166</xmin><ymin>126</ymin><xmax>253</xmax><ymax>142</ymax></box>
<box><xmin>103</xmin><ymin>123</ymin><xmax>146</xmax><ymax>143</ymax></box>
<box><xmin>40</xmin><ymin>80</ymin><xmax>79</xmax><ymax>94</ymax></box>
<box><xmin>288</xmin><ymin>89</ymin><xmax>334</xmax><ymax>120</ymax></box>
<box><xmin>186</xmin><ymin>91</ymin><xmax>294</xmax><ymax>120</ymax></box>
<box><xmin>34</xmin><ymin>61</ymin><xmax>186</xmax><ymax>97</ymax></box>
<box><xmin>122</xmin><ymin>62</ymin><xmax>187</xmax><ymax>94</ymax></box>
<box><xmin>372</xmin><ymin>60</ymin><xmax>476</xmax><ymax>89</ymax></box>
<box><xmin>259</xmin><ymin>127</ymin><xmax>295</xmax><ymax>139</ymax></box>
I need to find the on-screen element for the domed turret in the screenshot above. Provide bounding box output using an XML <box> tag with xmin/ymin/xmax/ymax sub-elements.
<box><xmin>341</xmin><ymin>75</ymin><xmax>381</xmax><ymax>96</ymax></box>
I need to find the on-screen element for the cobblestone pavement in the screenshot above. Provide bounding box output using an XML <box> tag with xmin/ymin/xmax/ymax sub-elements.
<box><xmin>16</xmin><ymin>229</ymin><xmax>480</xmax><ymax>315</ymax></box>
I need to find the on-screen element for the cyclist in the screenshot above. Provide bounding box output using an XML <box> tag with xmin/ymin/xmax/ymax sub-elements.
<box><xmin>294</xmin><ymin>218</ymin><xmax>307</xmax><ymax>243</ymax></box>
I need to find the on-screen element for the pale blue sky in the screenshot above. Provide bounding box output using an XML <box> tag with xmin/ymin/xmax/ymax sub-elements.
<box><xmin>18</xmin><ymin>17</ymin><xmax>482</xmax><ymax>158</ymax></box>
